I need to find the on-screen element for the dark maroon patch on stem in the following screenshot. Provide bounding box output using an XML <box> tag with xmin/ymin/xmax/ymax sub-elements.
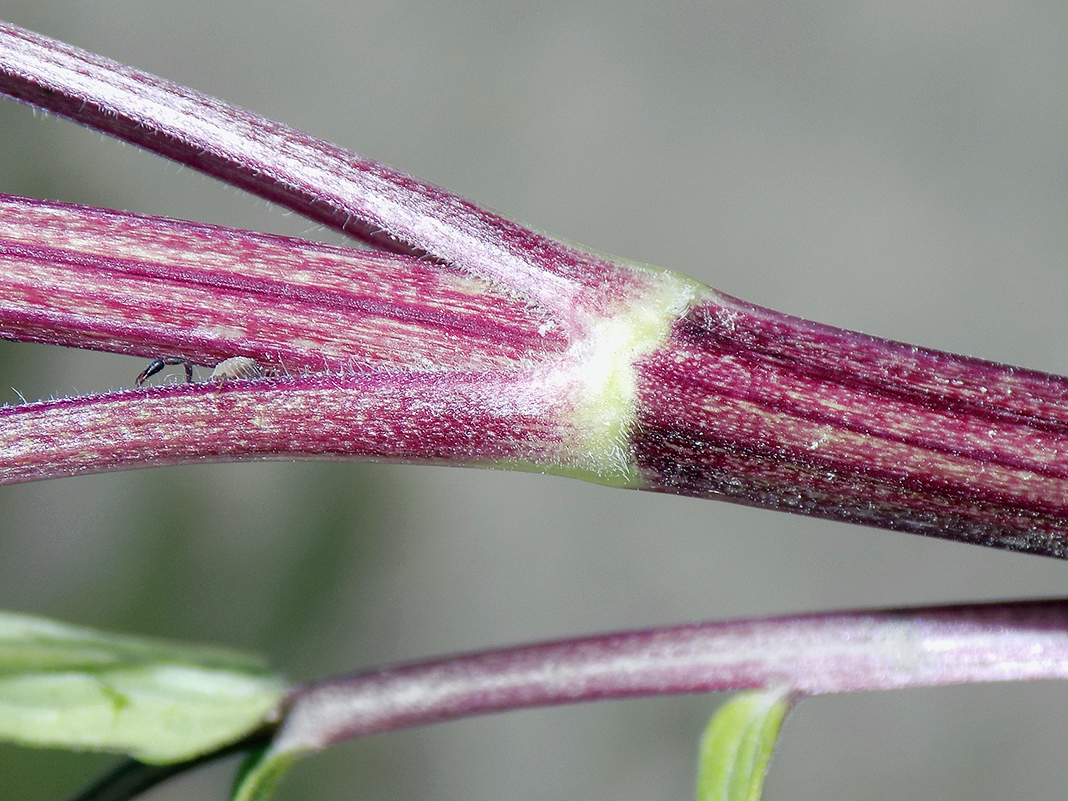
<box><xmin>633</xmin><ymin>295</ymin><xmax>1068</xmax><ymax>557</ymax></box>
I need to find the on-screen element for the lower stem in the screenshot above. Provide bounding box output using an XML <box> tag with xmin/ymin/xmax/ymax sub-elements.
<box><xmin>0</xmin><ymin>370</ymin><xmax>571</xmax><ymax>484</ymax></box>
<box><xmin>272</xmin><ymin>599</ymin><xmax>1068</xmax><ymax>754</ymax></box>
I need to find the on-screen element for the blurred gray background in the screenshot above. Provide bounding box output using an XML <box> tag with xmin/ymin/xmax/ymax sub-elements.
<box><xmin>2</xmin><ymin>1</ymin><xmax>1068</xmax><ymax>799</ymax></box>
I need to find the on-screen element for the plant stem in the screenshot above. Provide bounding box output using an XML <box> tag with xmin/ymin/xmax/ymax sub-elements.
<box><xmin>271</xmin><ymin>600</ymin><xmax>1068</xmax><ymax>754</ymax></box>
<box><xmin>0</xmin><ymin>21</ymin><xmax>645</xmax><ymax>327</ymax></box>
<box><xmin>0</xmin><ymin>369</ymin><xmax>575</xmax><ymax>484</ymax></box>
<box><xmin>65</xmin><ymin>737</ymin><xmax>267</xmax><ymax>801</ymax></box>
<box><xmin>5</xmin><ymin>21</ymin><xmax>1068</xmax><ymax>556</ymax></box>
<box><xmin>634</xmin><ymin>292</ymin><xmax>1068</xmax><ymax>555</ymax></box>
<box><xmin>0</xmin><ymin>194</ymin><xmax>564</xmax><ymax>372</ymax></box>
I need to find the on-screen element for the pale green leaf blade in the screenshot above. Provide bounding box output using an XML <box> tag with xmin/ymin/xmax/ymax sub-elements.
<box><xmin>0</xmin><ymin>610</ymin><xmax>287</xmax><ymax>763</ymax></box>
<box><xmin>696</xmin><ymin>689</ymin><xmax>793</xmax><ymax>801</ymax></box>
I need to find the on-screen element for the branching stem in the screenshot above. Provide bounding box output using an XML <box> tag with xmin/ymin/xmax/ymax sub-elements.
<box><xmin>5</xmin><ymin>20</ymin><xmax>1068</xmax><ymax>557</ymax></box>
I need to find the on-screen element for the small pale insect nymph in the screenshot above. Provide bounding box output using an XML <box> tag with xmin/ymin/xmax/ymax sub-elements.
<box><xmin>207</xmin><ymin>356</ymin><xmax>263</xmax><ymax>382</ymax></box>
<box><xmin>136</xmin><ymin>356</ymin><xmax>268</xmax><ymax>386</ymax></box>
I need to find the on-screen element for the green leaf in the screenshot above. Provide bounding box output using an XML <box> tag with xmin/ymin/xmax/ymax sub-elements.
<box><xmin>231</xmin><ymin>743</ymin><xmax>302</xmax><ymax>801</ymax></box>
<box><xmin>0</xmin><ymin>610</ymin><xmax>287</xmax><ymax>763</ymax></box>
<box><xmin>696</xmin><ymin>689</ymin><xmax>793</xmax><ymax>801</ymax></box>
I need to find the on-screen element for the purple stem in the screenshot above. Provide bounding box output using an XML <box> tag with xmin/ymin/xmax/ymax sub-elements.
<box><xmin>633</xmin><ymin>294</ymin><xmax>1068</xmax><ymax>556</ymax></box>
<box><xmin>0</xmin><ymin>22</ymin><xmax>649</xmax><ymax>328</ymax></box>
<box><xmin>0</xmin><ymin>370</ymin><xmax>574</xmax><ymax>484</ymax></box>
<box><xmin>274</xmin><ymin>600</ymin><xmax>1068</xmax><ymax>753</ymax></box>
<box><xmin>6</xmin><ymin>22</ymin><xmax>1068</xmax><ymax>558</ymax></box>
<box><xmin>0</xmin><ymin>194</ymin><xmax>566</xmax><ymax>372</ymax></box>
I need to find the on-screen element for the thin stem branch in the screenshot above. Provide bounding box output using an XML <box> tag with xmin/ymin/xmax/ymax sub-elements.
<box><xmin>64</xmin><ymin>760</ymin><xmax>194</xmax><ymax>801</ymax></box>
<box><xmin>65</xmin><ymin>736</ymin><xmax>268</xmax><ymax>801</ymax></box>
<box><xmin>272</xmin><ymin>600</ymin><xmax>1068</xmax><ymax>754</ymax></box>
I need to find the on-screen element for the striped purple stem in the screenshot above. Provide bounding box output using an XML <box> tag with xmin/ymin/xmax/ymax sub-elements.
<box><xmin>0</xmin><ymin>194</ymin><xmax>564</xmax><ymax>373</ymax></box>
<box><xmin>0</xmin><ymin>22</ymin><xmax>647</xmax><ymax>329</ymax></box>
<box><xmin>635</xmin><ymin>293</ymin><xmax>1068</xmax><ymax>556</ymax></box>
<box><xmin>0</xmin><ymin>368</ymin><xmax>579</xmax><ymax>484</ymax></box>
<box><xmin>4</xmin><ymin>21</ymin><xmax>1068</xmax><ymax>558</ymax></box>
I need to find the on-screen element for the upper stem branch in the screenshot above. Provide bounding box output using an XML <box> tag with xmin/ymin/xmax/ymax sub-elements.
<box><xmin>0</xmin><ymin>21</ymin><xmax>649</xmax><ymax>328</ymax></box>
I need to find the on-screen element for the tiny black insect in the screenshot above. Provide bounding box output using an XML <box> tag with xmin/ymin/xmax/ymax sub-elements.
<box><xmin>136</xmin><ymin>356</ymin><xmax>267</xmax><ymax>386</ymax></box>
<box><xmin>135</xmin><ymin>357</ymin><xmax>193</xmax><ymax>386</ymax></box>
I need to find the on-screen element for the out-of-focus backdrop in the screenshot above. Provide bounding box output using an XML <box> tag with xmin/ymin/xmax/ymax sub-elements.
<box><xmin>2</xmin><ymin>2</ymin><xmax>1068</xmax><ymax>799</ymax></box>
